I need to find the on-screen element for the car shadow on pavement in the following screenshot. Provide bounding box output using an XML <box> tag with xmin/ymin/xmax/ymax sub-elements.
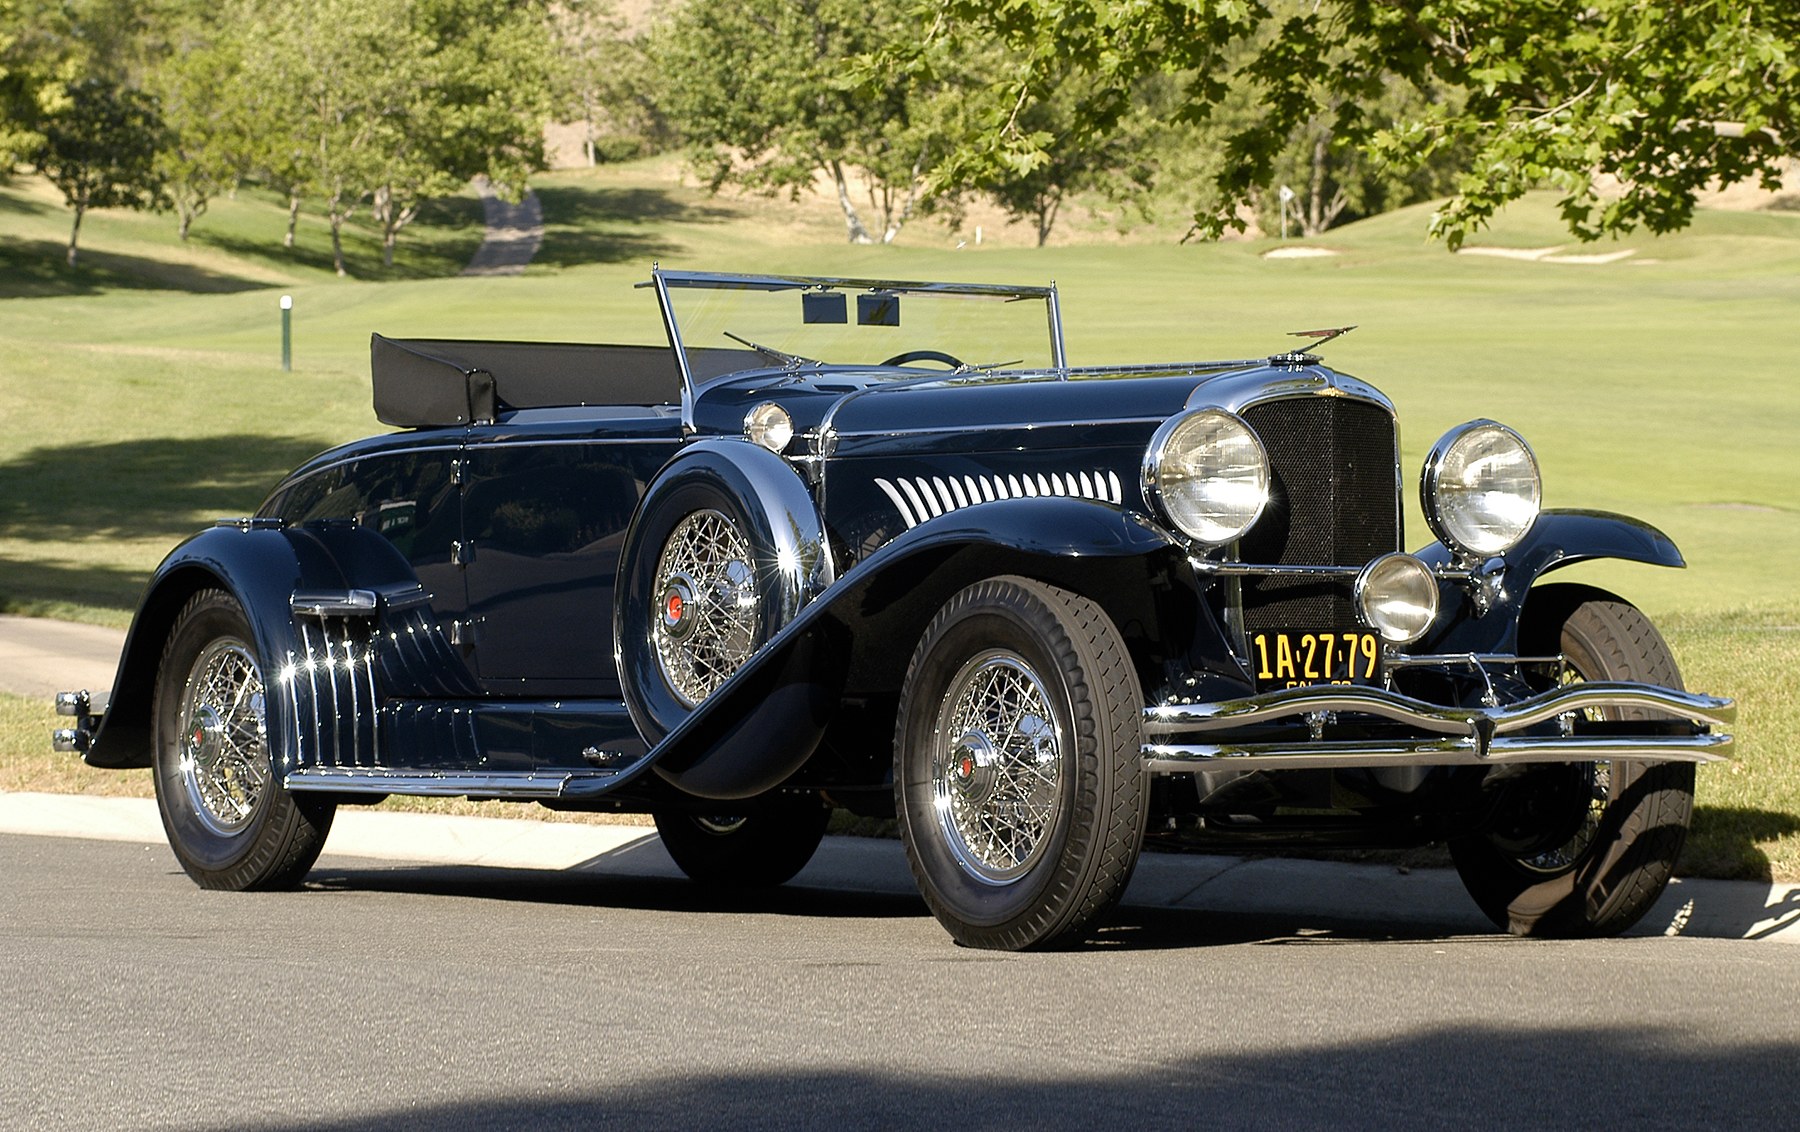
<box><xmin>302</xmin><ymin>859</ymin><xmax>1502</xmax><ymax>951</ymax></box>
<box><xmin>230</xmin><ymin>1022</ymin><xmax>1798</xmax><ymax>1130</ymax></box>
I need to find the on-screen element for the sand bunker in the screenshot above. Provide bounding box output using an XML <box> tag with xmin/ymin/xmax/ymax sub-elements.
<box><xmin>1262</xmin><ymin>246</ymin><xmax>1340</xmax><ymax>259</ymax></box>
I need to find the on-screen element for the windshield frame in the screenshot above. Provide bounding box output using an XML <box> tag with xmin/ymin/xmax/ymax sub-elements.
<box><xmin>645</xmin><ymin>268</ymin><xmax>1067</xmax><ymax>433</ymax></box>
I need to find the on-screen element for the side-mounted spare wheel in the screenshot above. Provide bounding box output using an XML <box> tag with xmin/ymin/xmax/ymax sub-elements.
<box><xmin>895</xmin><ymin>576</ymin><xmax>1150</xmax><ymax>950</ymax></box>
<box><xmin>1451</xmin><ymin>584</ymin><xmax>1696</xmax><ymax>937</ymax></box>
<box><xmin>152</xmin><ymin>588</ymin><xmax>335</xmax><ymax>890</ymax></box>
<box><xmin>615</xmin><ymin>441</ymin><xmax>833</xmax><ymax>746</ymax></box>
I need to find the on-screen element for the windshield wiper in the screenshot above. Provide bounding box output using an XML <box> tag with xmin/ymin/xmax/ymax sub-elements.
<box><xmin>722</xmin><ymin>330</ymin><xmax>816</xmax><ymax>368</ymax></box>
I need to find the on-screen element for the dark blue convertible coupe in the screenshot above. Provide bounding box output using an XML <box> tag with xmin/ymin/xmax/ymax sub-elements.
<box><xmin>55</xmin><ymin>269</ymin><xmax>1734</xmax><ymax>949</ymax></box>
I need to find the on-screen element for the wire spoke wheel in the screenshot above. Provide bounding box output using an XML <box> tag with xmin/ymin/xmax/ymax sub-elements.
<box><xmin>931</xmin><ymin>651</ymin><xmax>1067</xmax><ymax>884</ymax></box>
<box><xmin>177</xmin><ymin>638</ymin><xmax>270</xmax><ymax>836</ymax></box>
<box><xmin>651</xmin><ymin>509</ymin><xmax>759</xmax><ymax>706</ymax></box>
<box><xmin>153</xmin><ymin>590</ymin><xmax>333</xmax><ymax>891</ymax></box>
<box><xmin>895</xmin><ymin>577</ymin><xmax>1149</xmax><ymax>950</ymax></box>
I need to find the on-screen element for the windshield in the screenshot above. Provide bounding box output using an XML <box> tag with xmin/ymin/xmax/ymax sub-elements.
<box><xmin>650</xmin><ymin>270</ymin><xmax>1065</xmax><ymax>385</ymax></box>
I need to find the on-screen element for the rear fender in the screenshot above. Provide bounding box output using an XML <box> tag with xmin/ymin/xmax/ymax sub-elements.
<box><xmin>1415</xmin><ymin>509</ymin><xmax>1684</xmax><ymax>655</ymax></box>
<box><xmin>649</xmin><ymin>497</ymin><xmax>1219</xmax><ymax>799</ymax></box>
<box><xmin>84</xmin><ymin>522</ymin><xmax>439</xmax><ymax>769</ymax></box>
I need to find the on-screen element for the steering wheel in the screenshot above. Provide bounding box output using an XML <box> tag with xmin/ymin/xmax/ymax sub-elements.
<box><xmin>880</xmin><ymin>349</ymin><xmax>965</xmax><ymax>369</ymax></box>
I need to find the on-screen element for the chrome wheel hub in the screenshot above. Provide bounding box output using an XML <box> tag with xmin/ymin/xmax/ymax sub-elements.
<box><xmin>931</xmin><ymin>651</ymin><xmax>1066</xmax><ymax>885</ymax></box>
<box><xmin>177</xmin><ymin>638</ymin><xmax>270</xmax><ymax>836</ymax></box>
<box><xmin>652</xmin><ymin>510</ymin><xmax>759</xmax><ymax>707</ymax></box>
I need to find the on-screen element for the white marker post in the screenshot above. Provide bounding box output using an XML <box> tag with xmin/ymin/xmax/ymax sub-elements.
<box><xmin>280</xmin><ymin>294</ymin><xmax>293</xmax><ymax>371</ymax></box>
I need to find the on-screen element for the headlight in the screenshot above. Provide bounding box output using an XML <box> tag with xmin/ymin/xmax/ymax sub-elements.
<box><xmin>1355</xmin><ymin>553</ymin><xmax>1439</xmax><ymax>644</ymax></box>
<box><xmin>1421</xmin><ymin>420</ymin><xmax>1541</xmax><ymax>558</ymax></box>
<box><xmin>744</xmin><ymin>401</ymin><xmax>794</xmax><ymax>453</ymax></box>
<box><xmin>1143</xmin><ymin>409</ymin><xmax>1271</xmax><ymax>546</ymax></box>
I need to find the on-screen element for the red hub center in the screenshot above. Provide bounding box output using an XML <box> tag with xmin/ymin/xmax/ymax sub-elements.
<box><xmin>666</xmin><ymin>592</ymin><xmax>684</xmax><ymax>622</ymax></box>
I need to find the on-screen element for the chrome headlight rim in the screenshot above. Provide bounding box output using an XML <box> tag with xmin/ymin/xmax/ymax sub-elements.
<box><xmin>1141</xmin><ymin>407</ymin><xmax>1272</xmax><ymax>548</ymax></box>
<box><xmin>744</xmin><ymin>401</ymin><xmax>794</xmax><ymax>454</ymax></box>
<box><xmin>1354</xmin><ymin>552</ymin><xmax>1440</xmax><ymax>645</ymax></box>
<box><xmin>1421</xmin><ymin>419</ymin><xmax>1542</xmax><ymax>560</ymax></box>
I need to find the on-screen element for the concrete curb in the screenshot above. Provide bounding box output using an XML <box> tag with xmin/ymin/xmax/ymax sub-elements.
<box><xmin>5</xmin><ymin>792</ymin><xmax>1797</xmax><ymax>944</ymax></box>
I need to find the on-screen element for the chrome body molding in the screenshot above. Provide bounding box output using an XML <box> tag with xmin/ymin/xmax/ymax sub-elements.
<box><xmin>1142</xmin><ymin>681</ymin><xmax>1735</xmax><ymax>771</ymax></box>
<box><xmin>284</xmin><ymin>767</ymin><xmax>624</xmax><ymax>799</ymax></box>
<box><xmin>874</xmin><ymin>469</ymin><xmax>1125</xmax><ymax>530</ymax></box>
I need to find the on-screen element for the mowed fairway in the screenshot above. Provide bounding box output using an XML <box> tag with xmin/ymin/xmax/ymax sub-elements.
<box><xmin>2</xmin><ymin>160</ymin><xmax>1796</xmax><ymax>878</ymax></box>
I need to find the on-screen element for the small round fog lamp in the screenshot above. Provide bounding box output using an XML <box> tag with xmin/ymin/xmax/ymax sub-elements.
<box><xmin>745</xmin><ymin>402</ymin><xmax>794</xmax><ymax>453</ymax></box>
<box><xmin>1355</xmin><ymin>553</ymin><xmax>1439</xmax><ymax>644</ymax></box>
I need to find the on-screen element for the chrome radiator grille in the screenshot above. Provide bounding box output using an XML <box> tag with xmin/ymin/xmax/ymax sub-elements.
<box><xmin>1237</xmin><ymin>397</ymin><xmax>1398</xmax><ymax>632</ymax></box>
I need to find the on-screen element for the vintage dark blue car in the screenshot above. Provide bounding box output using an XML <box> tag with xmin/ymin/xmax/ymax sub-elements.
<box><xmin>55</xmin><ymin>268</ymin><xmax>1734</xmax><ymax>949</ymax></box>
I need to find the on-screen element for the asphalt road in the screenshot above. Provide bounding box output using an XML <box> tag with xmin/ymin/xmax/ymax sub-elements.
<box><xmin>5</xmin><ymin>833</ymin><xmax>1797</xmax><ymax>1131</ymax></box>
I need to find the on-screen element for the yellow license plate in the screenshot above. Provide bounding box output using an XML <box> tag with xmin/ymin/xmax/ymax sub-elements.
<box><xmin>1250</xmin><ymin>630</ymin><xmax>1381</xmax><ymax>690</ymax></box>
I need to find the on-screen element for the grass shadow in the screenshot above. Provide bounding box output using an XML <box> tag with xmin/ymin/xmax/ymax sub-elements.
<box><xmin>0</xmin><ymin>556</ymin><xmax>153</xmax><ymax>618</ymax></box>
<box><xmin>0</xmin><ymin>187</ymin><xmax>58</xmax><ymax>218</ymax></box>
<box><xmin>0</xmin><ymin>235</ymin><xmax>273</xmax><ymax>297</ymax></box>
<box><xmin>531</xmin><ymin>184</ymin><xmax>735</xmax><ymax>268</ymax></box>
<box><xmin>193</xmin><ymin>192</ymin><xmax>488</xmax><ymax>282</ymax></box>
<box><xmin>1683</xmin><ymin>805</ymin><xmax>1800</xmax><ymax>882</ymax></box>
<box><xmin>0</xmin><ymin>434</ymin><xmax>331</xmax><ymax>544</ymax></box>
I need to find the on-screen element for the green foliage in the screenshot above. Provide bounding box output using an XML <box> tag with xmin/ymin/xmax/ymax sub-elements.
<box><xmin>656</xmin><ymin>0</ymin><xmax>959</xmax><ymax>244</ymax></box>
<box><xmin>928</xmin><ymin>0</ymin><xmax>1800</xmax><ymax>247</ymax></box>
<box><xmin>219</xmin><ymin>0</ymin><xmax>561</xmax><ymax>275</ymax></box>
<box><xmin>32</xmin><ymin>76</ymin><xmax>167</xmax><ymax>266</ymax></box>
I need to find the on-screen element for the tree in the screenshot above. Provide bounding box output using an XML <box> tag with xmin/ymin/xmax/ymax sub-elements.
<box><xmin>147</xmin><ymin>18</ymin><xmax>245</xmax><ymax>240</ymax></box>
<box><xmin>974</xmin><ymin>74</ymin><xmax>1157</xmax><ymax>246</ymax></box>
<box><xmin>233</xmin><ymin>0</ymin><xmax>559</xmax><ymax>274</ymax></box>
<box><xmin>657</xmin><ymin>0</ymin><xmax>955</xmax><ymax>244</ymax></box>
<box><xmin>924</xmin><ymin>0</ymin><xmax>1800</xmax><ymax>247</ymax></box>
<box><xmin>33</xmin><ymin>77</ymin><xmax>167</xmax><ymax>266</ymax></box>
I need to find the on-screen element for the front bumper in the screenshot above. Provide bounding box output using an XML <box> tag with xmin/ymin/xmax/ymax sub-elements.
<box><xmin>1143</xmin><ymin>681</ymin><xmax>1734</xmax><ymax>772</ymax></box>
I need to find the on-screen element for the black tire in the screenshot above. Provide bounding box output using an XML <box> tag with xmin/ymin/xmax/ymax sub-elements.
<box><xmin>894</xmin><ymin>577</ymin><xmax>1148</xmax><ymax>950</ymax></box>
<box><xmin>1450</xmin><ymin>584</ymin><xmax>1695</xmax><ymax>937</ymax></box>
<box><xmin>152</xmin><ymin>589</ymin><xmax>334</xmax><ymax>890</ymax></box>
<box><xmin>654</xmin><ymin>796</ymin><xmax>831</xmax><ymax>887</ymax></box>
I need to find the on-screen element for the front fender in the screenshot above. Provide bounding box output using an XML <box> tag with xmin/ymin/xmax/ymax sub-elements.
<box><xmin>1415</xmin><ymin>508</ymin><xmax>1684</xmax><ymax>655</ymax></box>
<box><xmin>647</xmin><ymin>497</ymin><xmax>1200</xmax><ymax>799</ymax></box>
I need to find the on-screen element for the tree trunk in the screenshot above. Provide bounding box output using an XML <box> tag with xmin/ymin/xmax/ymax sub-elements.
<box><xmin>1036</xmin><ymin>190</ymin><xmax>1062</xmax><ymax>247</ymax></box>
<box><xmin>880</xmin><ymin>151</ymin><xmax>929</xmax><ymax>245</ymax></box>
<box><xmin>178</xmin><ymin>206</ymin><xmax>194</xmax><ymax>241</ymax></box>
<box><xmin>66</xmin><ymin>201</ymin><xmax>85</xmax><ymax>268</ymax></box>
<box><xmin>829</xmin><ymin>161</ymin><xmax>875</xmax><ymax>244</ymax></box>
<box><xmin>285</xmin><ymin>194</ymin><xmax>301</xmax><ymax>249</ymax></box>
<box><xmin>329</xmin><ymin>210</ymin><xmax>348</xmax><ymax>277</ymax></box>
<box><xmin>1306</xmin><ymin>131</ymin><xmax>1330</xmax><ymax>236</ymax></box>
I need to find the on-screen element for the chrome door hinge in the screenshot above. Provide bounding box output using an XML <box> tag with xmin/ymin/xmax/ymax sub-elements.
<box><xmin>451</xmin><ymin>540</ymin><xmax>475</xmax><ymax>566</ymax></box>
<box><xmin>447</xmin><ymin>617</ymin><xmax>484</xmax><ymax>647</ymax></box>
<box><xmin>449</xmin><ymin>458</ymin><xmax>466</xmax><ymax>485</ymax></box>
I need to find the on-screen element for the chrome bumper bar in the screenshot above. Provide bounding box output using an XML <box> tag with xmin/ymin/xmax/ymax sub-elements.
<box><xmin>1143</xmin><ymin>682</ymin><xmax>1735</xmax><ymax>772</ymax></box>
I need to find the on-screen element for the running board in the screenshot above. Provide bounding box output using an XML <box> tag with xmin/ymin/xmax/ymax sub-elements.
<box><xmin>285</xmin><ymin>766</ymin><xmax>626</xmax><ymax>799</ymax></box>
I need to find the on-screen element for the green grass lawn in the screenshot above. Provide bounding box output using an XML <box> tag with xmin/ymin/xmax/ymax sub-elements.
<box><xmin>2</xmin><ymin>159</ymin><xmax>1796</xmax><ymax>878</ymax></box>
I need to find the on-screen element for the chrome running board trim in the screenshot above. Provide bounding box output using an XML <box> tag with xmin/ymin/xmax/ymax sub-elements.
<box><xmin>284</xmin><ymin>767</ymin><xmax>624</xmax><ymax>799</ymax></box>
